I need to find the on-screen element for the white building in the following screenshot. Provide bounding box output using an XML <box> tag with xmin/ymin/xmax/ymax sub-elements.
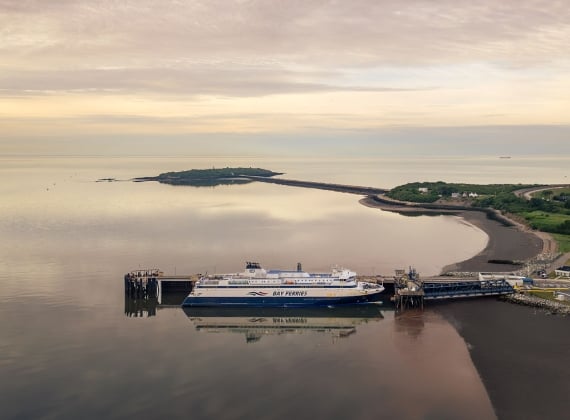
<box><xmin>554</xmin><ymin>266</ymin><xmax>570</xmax><ymax>277</ymax></box>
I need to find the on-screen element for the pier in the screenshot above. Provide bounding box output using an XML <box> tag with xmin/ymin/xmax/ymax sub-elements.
<box><xmin>124</xmin><ymin>269</ymin><xmax>196</xmax><ymax>299</ymax></box>
<box><xmin>124</xmin><ymin>269</ymin><xmax>198</xmax><ymax>317</ymax></box>
<box><xmin>124</xmin><ymin>267</ymin><xmax>517</xmax><ymax>314</ymax></box>
<box><xmin>391</xmin><ymin>268</ymin><xmax>514</xmax><ymax>310</ymax></box>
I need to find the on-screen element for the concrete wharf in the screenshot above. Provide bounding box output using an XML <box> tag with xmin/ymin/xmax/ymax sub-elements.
<box><xmin>390</xmin><ymin>269</ymin><xmax>514</xmax><ymax>310</ymax></box>
<box><xmin>124</xmin><ymin>268</ymin><xmax>515</xmax><ymax>312</ymax></box>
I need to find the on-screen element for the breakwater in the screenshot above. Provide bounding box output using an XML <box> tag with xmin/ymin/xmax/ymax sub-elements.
<box><xmin>501</xmin><ymin>293</ymin><xmax>570</xmax><ymax>315</ymax></box>
<box><xmin>242</xmin><ymin>175</ymin><xmax>388</xmax><ymax>195</ymax></box>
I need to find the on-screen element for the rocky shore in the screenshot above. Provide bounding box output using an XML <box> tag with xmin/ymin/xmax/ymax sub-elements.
<box><xmin>501</xmin><ymin>293</ymin><xmax>570</xmax><ymax>315</ymax></box>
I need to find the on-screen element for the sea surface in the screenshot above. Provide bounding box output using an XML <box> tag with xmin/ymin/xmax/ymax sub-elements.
<box><xmin>0</xmin><ymin>155</ymin><xmax>567</xmax><ymax>419</ymax></box>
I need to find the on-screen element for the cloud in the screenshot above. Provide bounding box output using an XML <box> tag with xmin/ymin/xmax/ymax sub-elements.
<box><xmin>2</xmin><ymin>2</ymin><xmax>569</xmax><ymax>75</ymax></box>
<box><xmin>0</xmin><ymin>0</ymin><xmax>568</xmax><ymax>138</ymax></box>
<box><xmin>0</xmin><ymin>67</ymin><xmax>435</xmax><ymax>97</ymax></box>
<box><xmin>1</xmin><ymin>1</ymin><xmax>569</xmax><ymax>68</ymax></box>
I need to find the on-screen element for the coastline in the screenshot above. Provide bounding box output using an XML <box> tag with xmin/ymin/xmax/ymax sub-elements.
<box><xmin>361</xmin><ymin>192</ymin><xmax>570</xmax><ymax>418</ymax></box>
<box><xmin>434</xmin><ymin>298</ymin><xmax>570</xmax><ymax>420</ymax></box>
<box><xmin>360</xmin><ymin>195</ymin><xmax>546</xmax><ymax>274</ymax></box>
<box><xmin>439</xmin><ymin>210</ymin><xmax>544</xmax><ymax>273</ymax></box>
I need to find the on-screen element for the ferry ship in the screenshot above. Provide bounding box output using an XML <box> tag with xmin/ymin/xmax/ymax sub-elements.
<box><xmin>182</xmin><ymin>262</ymin><xmax>384</xmax><ymax>307</ymax></box>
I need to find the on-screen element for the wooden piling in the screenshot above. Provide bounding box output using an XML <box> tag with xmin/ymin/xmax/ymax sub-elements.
<box><xmin>124</xmin><ymin>269</ymin><xmax>193</xmax><ymax>302</ymax></box>
<box><xmin>394</xmin><ymin>290</ymin><xmax>425</xmax><ymax>311</ymax></box>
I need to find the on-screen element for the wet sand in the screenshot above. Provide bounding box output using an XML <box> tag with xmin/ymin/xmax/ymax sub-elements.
<box><xmin>435</xmin><ymin>298</ymin><xmax>570</xmax><ymax>420</ymax></box>
<box><xmin>440</xmin><ymin>210</ymin><xmax>543</xmax><ymax>273</ymax></box>
<box><xmin>360</xmin><ymin>197</ymin><xmax>544</xmax><ymax>273</ymax></box>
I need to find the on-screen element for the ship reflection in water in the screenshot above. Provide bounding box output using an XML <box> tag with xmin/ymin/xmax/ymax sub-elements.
<box><xmin>124</xmin><ymin>292</ymin><xmax>189</xmax><ymax>317</ymax></box>
<box><xmin>182</xmin><ymin>305</ymin><xmax>384</xmax><ymax>343</ymax></box>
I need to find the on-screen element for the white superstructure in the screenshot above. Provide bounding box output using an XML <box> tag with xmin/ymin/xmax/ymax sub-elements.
<box><xmin>182</xmin><ymin>262</ymin><xmax>384</xmax><ymax>307</ymax></box>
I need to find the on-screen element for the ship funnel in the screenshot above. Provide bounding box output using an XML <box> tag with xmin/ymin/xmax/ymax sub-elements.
<box><xmin>297</xmin><ymin>262</ymin><xmax>302</xmax><ymax>272</ymax></box>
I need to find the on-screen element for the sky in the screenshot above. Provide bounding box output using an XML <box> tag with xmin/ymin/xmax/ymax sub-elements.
<box><xmin>1</xmin><ymin>0</ymin><xmax>569</xmax><ymax>156</ymax></box>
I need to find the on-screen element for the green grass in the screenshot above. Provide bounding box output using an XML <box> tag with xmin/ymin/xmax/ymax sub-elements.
<box><xmin>520</xmin><ymin>212</ymin><xmax>570</xmax><ymax>250</ymax></box>
<box><xmin>153</xmin><ymin>167</ymin><xmax>282</xmax><ymax>186</ymax></box>
<box><xmin>532</xmin><ymin>187</ymin><xmax>570</xmax><ymax>199</ymax></box>
<box><xmin>552</xmin><ymin>233</ymin><xmax>570</xmax><ymax>253</ymax></box>
<box><xmin>528</xmin><ymin>290</ymin><xmax>570</xmax><ymax>306</ymax></box>
<box><xmin>529</xmin><ymin>290</ymin><xmax>554</xmax><ymax>300</ymax></box>
<box><xmin>386</xmin><ymin>181</ymin><xmax>534</xmax><ymax>203</ymax></box>
<box><xmin>521</xmin><ymin>211</ymin><xmax>570</xmax><ymax>231</ymax></box>
<box><xmin>385</xmin><ymin>181</ymin><xmax>570</xmax><ymax>252</ymax></box>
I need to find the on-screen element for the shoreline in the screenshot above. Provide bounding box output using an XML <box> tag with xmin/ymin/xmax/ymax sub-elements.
<box><xmin>434</xmin><ymin>298</ymin><xmax>570</xmax><ymax>420</ymax></box>
<box><xmin>360</xmin><ymin>195</ymin><xmax>547</xmax><ymax>274</ymax></box>
<box><xmin>362</xmin><ymin>193</ymin><xmax>570</xmax><ymax>418</ymax></box>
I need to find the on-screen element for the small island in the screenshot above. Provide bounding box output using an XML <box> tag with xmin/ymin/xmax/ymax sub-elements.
<box><xmin>135</xmin><ymin>167</ymin><xmax>283</xmax><ymax>187</ymax></box>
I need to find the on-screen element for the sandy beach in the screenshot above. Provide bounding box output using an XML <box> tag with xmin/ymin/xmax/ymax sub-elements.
<box><xmin>360</xmin><ymin>196</ymin><xmax>545</xmax><ymax>274</ymax></box>
<box><xmin>439</xmin><ymin>210</ymin><xmax>544</xmax><ymax>273</ymax></box>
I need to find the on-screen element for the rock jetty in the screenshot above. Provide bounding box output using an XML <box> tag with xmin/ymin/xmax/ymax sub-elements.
<box><xmin>501</xmin><ymin>293</ymin><xmax>570</xmax><ymax>315</ymax></box>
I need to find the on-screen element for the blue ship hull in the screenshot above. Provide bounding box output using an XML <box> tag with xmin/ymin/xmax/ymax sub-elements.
<box><xmin>181</xmin><ymin>293</ymin><xmax>384</xmax><ymax>307</ymax></box>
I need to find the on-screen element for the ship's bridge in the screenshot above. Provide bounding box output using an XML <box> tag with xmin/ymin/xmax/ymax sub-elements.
<box><xmin>243</xmin><ymin>261</ymin><xmax>267</xmax><ymax>278</ymax></box>
<box><xmin>333</xmin><ymin>268</ymin><xmax>357</xmax><ymax>280</ymax></box>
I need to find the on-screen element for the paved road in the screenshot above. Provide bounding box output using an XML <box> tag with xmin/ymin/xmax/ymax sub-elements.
<box><xmin>548</xmin><ymin>252</ymin><xmax>570</xmax><ymax>273</ymax></box>
<box><xmin>514</xmin><ymin>184</ymin><xmax>570</xmax><ymax>200</ymax></box>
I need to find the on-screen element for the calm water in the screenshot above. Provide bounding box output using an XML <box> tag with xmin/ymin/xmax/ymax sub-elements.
<box><xmin>0</xmin><ymin>156</ymin><xmax>567</xmax><ymax>419</ymax></box>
